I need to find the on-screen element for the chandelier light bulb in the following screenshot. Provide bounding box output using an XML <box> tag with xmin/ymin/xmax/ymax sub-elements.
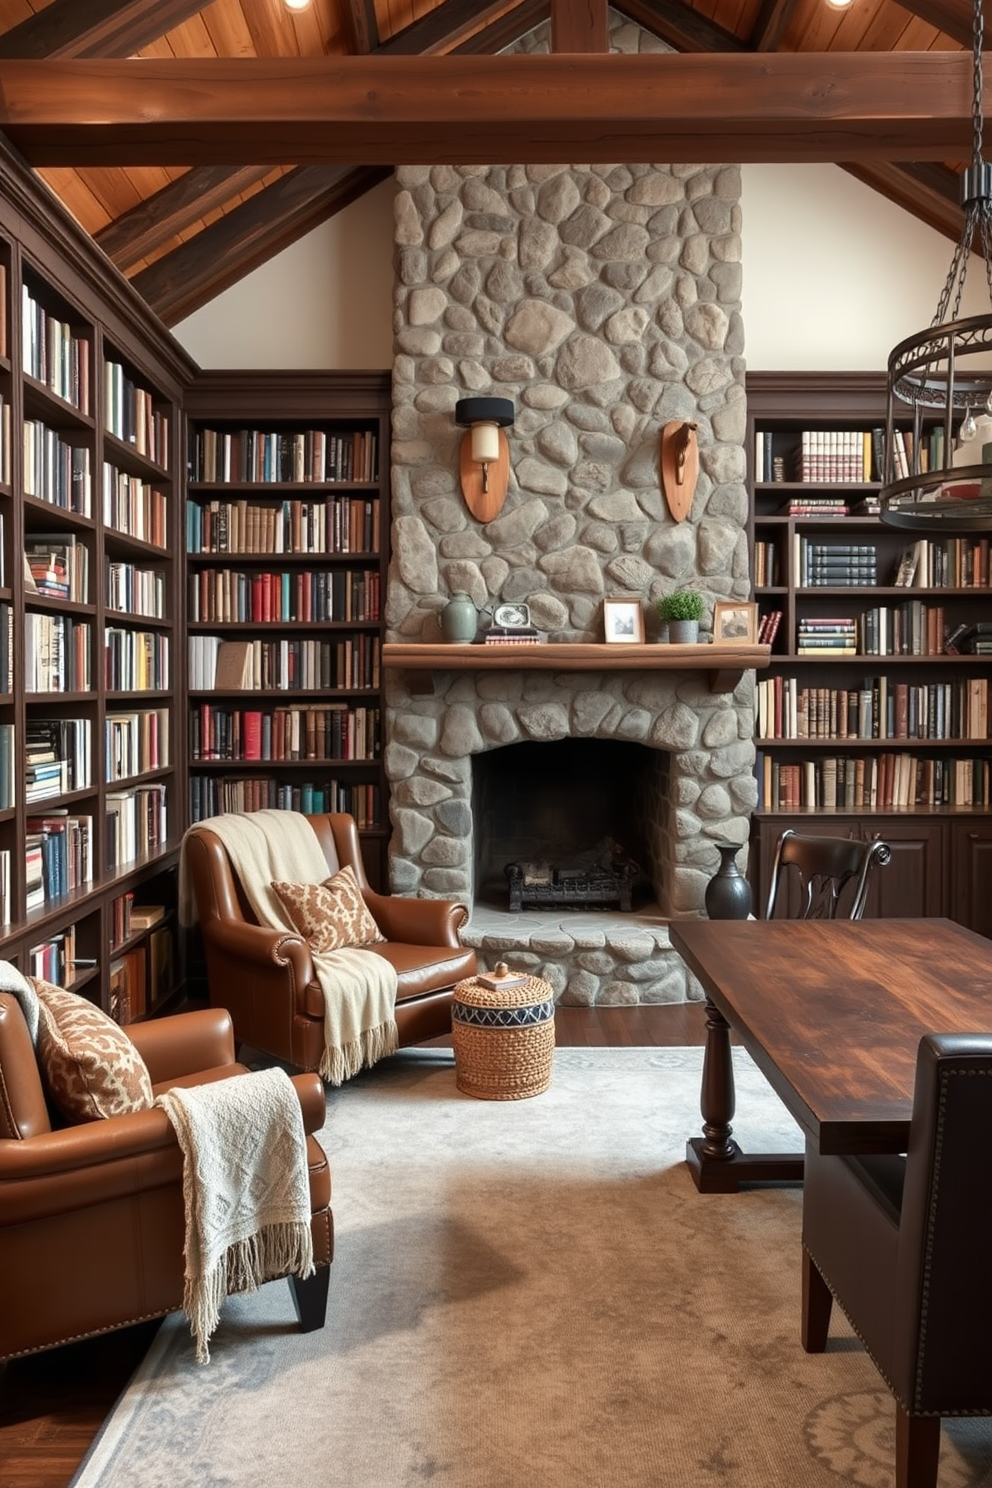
<box><xmin>962</xmin><ymin>407</ymin><xmax>978</xmax><ymax>441</ymax></box>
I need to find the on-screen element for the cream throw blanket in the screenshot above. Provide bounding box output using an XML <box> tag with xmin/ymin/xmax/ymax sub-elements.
<box><xmin>156</xmin><ymin>1066</ymin><xmax>314</xmax><ymax>1363</ymax></box>
<box><xmin>180</xmin><ymin>810</ymin><xmax>398</xmax><ymax>1084</ymax></box>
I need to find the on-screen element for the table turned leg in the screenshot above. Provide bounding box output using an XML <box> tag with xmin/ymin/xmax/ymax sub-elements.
<box><xmin>684</xmin><ymin>997</ymin><xmax>804</xmax><ymax>1193</ymax></box>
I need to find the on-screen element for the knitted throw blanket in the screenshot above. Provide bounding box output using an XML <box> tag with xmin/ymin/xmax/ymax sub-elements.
<box><xmin>180</xmin><ymin>810</ymin><xmax>398</xmax><ymax>1084</ymax></box>
<box><xmin>155</xmin><ymin>1066</ymin><xmax>314</xmax><ymax>1363</ymax></box>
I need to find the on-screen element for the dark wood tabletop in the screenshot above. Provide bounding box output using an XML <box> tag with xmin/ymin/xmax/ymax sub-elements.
<box><xmin>670</xmin><ymin>917</ymin><xmax>992</xmax><ymax>1157</ymax></box>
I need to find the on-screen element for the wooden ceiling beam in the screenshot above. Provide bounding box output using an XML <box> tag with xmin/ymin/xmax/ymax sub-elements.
<box><xmin>0</xmin><ymin>0</ymin><xmax>206</xmax><ymax>60</ymax></box>
<box><xmin>344</xmin><ymin>0</ymin><xmax>380</xmax><ymax>55</ymax></box>
<box><xmin>842</xmin><ymin>161</ymin><xmax>965</xmax><ymax>244</ymax></box>
<box><xmin>94</xmin><ymin>164</ymin><xmax>277</xmax><ymax>272</ymax></box>
<box><xmin>551</xmin><ymin>0</ymin><xmax>609</xmax><ymax>51</ymax></box>
<box><xmin>0</xmin><ymin>53</ymin><xmax>981</xmax><ymax>166</ymax></box>
<box><xmin>611</xmin><ymin>0</ymin><xmax>745</xmax><ymax>54</ymax></box>
<box><xmin>749</xmin><ymin>0</ymin><xmax>802</xmax><ymax>53</ymax></box>
<box><xmin>447</xmin><ymin>2</ymin><xmax>550</xmax><ymax>56</ymax></box>
<box><xmin>376</xmin><ymin>0</ymin><xmax>540</xmax><ymax>55</ymax></box>
<box><xmin>128</xmin><ymin>163</ymin><xmax>391</xmax><ymax>326</ymax></box>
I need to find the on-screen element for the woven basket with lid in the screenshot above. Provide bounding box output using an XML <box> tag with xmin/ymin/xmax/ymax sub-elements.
<box><xmin>452</xmin><ymin>971</ymin><xmax>556</xmax><ymax>1100</ymax></box>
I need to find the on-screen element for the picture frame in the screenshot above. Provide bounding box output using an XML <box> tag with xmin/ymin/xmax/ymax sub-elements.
<box><xmin>603</xmin><ymin>596</ymin><xmax>645</xmax><ymax>644</ymax></box>
<box><xmin>712</xmin><ymin>600</ymin><xmax>759</xmax><ymax>644</ymax></box>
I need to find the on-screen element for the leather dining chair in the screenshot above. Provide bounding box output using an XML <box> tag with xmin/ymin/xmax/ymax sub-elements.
<box><xmin>764</xmin><ymin>828</ymin><xmax>891</xmax><ymax>921</ymax></box>
<box><xmin>801</xmin><ymin>1032</ymin><xmax>992</xmax><ymax>1488</ymax></box>
<box><xmin>182</xmin><ymin>811</ymin><xmax>477</xmax><ymax>1073</ymax></box>
<box><xmin>0</xmin><ymin>994</ymin><xmax>333</xmax><ymax>1361</ymax></box>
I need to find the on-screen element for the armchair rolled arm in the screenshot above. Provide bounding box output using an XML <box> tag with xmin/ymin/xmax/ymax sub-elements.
<box><xmin>364</xmin><ymin>891</ymin><xmax>469</xmax><ymax>947</ymax></box>
<box><xmin>203</xmin><ymin>916</ymin><xmax>317</xmax><ymax>991</ymax></box>
<box><xmin>128</xmin><ymin>1007</ymin><xmax>236</xmax><ymax>1084</ymax></box>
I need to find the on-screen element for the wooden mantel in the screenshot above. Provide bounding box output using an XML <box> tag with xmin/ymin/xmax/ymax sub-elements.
<box><xmin>383</xmin><ymin>641</ymin><xmax>770</xmax><ymax>695</ymax></box>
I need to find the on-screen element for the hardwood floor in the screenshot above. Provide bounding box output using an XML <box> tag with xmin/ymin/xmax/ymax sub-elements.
<box><xmin>0</xmin><ymin>1002</ymin><xmax>707</xmax><ymax>1488</ymax></box>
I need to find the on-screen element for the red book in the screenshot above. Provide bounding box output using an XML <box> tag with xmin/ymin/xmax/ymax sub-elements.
<box><xmin>242</xmin><ymin>711</ymin><xmax>262</xmax><ymax>761</ymax></box>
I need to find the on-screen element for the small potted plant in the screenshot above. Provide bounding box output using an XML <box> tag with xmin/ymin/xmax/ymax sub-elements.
<box><xmin>656</xmin><ymin>589</ymin><xmax>706</xmax><ymax>644</ymax></box>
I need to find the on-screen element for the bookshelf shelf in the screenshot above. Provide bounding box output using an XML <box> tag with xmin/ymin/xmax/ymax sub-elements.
<box><xmin>0</xmin><ymin>135</ymin><xmax>194</xmax><ymax>1013</ymax></box>
<box><xmin>747</xmin><ymin>372</ymin><xmax>992</xmax><ymax>934</ymax></box>
<box><xmin>183</xmin><ymin>371</ymin><xmax>391</xmax><ymax>890</ymax></box>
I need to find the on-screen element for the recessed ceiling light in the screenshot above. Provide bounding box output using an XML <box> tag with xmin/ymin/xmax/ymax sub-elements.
<box><xmin>284</xmin><ymin>0</ymin><xmax>311</xmax><ymax>10</ymax></box>
<box><xmin>825</xmin><ymin>0</ymin><xmax>854</xmax><ymax>8</ymax></box>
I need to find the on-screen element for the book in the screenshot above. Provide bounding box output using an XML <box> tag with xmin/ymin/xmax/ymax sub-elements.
<box><xmin>129</xmin><ymin>903</ymin><xmax>166</xmax><ymax>930</ymax></box>
<box><xmin>214</xmin><ymin>638</ymin><xmax>254</xmax><ymax>689</ymax></box>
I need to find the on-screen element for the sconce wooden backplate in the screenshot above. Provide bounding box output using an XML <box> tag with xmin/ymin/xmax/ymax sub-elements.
<box><xmin>660</xmin><ymin>420</ymin><xmax>699</xmax><ymax>522</ymax></box>
<box><xmin>459</xmin><ymin>428</ymin><xmax>510</xmax><ymax>523</ymax></box>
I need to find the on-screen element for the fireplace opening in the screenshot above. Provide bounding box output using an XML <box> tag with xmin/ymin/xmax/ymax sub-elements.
<box><xmin>471</xmin><ymin>738</ymin><xmax>666</xmax><ymax>913</ymax></box>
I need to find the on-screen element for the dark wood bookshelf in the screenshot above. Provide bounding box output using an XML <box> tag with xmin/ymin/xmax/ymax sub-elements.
<box><xmin>746</xmin><ymin>372</ymin><xmax>992</xmax><ymax>936</ymax></box>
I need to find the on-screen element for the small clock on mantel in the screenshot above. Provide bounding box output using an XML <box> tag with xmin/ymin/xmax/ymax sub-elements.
<box><xmin>492</xmin><ymin>602</ymin><xmax>532</xmax><ymax>631</ymax></box>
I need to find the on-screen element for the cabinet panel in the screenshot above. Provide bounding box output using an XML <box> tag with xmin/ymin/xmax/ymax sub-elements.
<box><xmin>950</xmin><ymin>820</ymin><xmax>992</xmax><ymax>938</ymax></box>
<box><xmin>749</xmin><ymin>814</ymin><xmax>945</xmax><ymax>919</ymax></box>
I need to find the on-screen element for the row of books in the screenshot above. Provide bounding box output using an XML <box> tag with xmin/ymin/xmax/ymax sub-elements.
<box><xmin>755</xmin><ymin>429</ymin><xmax>878</xmax><ymax>484</ymax></box>
<box><xmin>796</xmin><ymin>538</ymin><xmax>878</xmax><ymax>587</ymax></box>
<box><xmin>103</xmin><ymin>361</ymin><xmax>170</xmax><ymax>468</ymax></box>
<box><xmin>185</xmin><ymin>495</ymin><xmax>381</xmax><ymax>556</ymax></box>
<box><xmin>105</xmin><ymin>709</ymin><xmax>169</xmax><ymax>782</ymax></box>
<box><xmin>0</xmin><ymin>849</ymin><xmax>8</xmax><ymax>927</ymax></box>
<box><xmin>893</xmin><ymin>536</ymin><xmax>992</xmax><ymax>590</ymax></box>
<box><xmin>106</xmin><ymin>560</ymin><xmax>167</xmax><ymax>620</ymax></box>
<box><xmin>889</xmin><ymin>426</ymin><xmax>947</xmax><ymax>480</ymax></box>
<box><xmin>756</xmin><ymin>675</ymin><xmax>991</xmax><ymax>742</ymax></box>
<box><xmin>24</xmin><ymin>531</ymin><xmax>89</xmax><ymax>602</ymax></box>
<box><xmin>757</xmin><ymin>609</ymin><xmax>783</xmax><ymax>646</ymax></box>
<box><xmin>27</xmin><ymin>718</ymin><xmax>91</xmax><ymax>798</ymax></box>
<box><xmin>23</xmin><ymin>420</ymin><xmax>92</xmax><ymax>515</ymax></box>
<box><xmin>102</xmin><ymin>465</ymin><xmax>169</xmax><ymax>548</ymax></box>
<box><xmin>757</xmin><ymin>751</ymin><xmax>990</xmax><ymax>811</ymax></box>
<box><xmin>25</xmin><ymin>813</ymin><xmax>94</xmax><ymax>909</ymax></box>
<box><xmin>109</xmin><ymin>929</ymin><xmax>173</xmax><ymax>1023</ymax></box>
<box><xmin>22</xmin><ymin>284</ymin><xmax>91</xmax><ymax>414</ymax></box>
<box><xmin>189</xmin><ymin>427</ymin><xmax>378</xmax><ymax>485</ymax></box>
<box><xmin>753</xmin><ymin>540</ymin><xmax>780</xmax><ymax>588</ymax></box>
<box><xmin>189</xmin><ymin>776</ymin><xmax>382</xmax><ymax>827</ymax></box>
<box><xmin>797</xmin><ymin>618</ymin><xmax>858</xmax><ymax>654</ymax></box>
<box><xmin>28</xmin><ymin>925</ymin><xmax>77</xmax><ymax>985</ymax></box>
<box><xmin>190</xmin><ymin>704</ymin><xmax>381</xmax><ymax>763</ymax></box>
<box><xmin>23</xmin><ymin>613</ymin><xmax>91</xmax><ymax>692</ymax></box>
<box><xmin>187</xmin><ymin>634</ymin><xmax>382</xmax><ymax>692</ymax></box>
<box><xmin>188</xmin><ymin>567</ymin><xmax>381</xmax><ymax>625</ymax></box>
<box><xmin>105</xmin><ymin>783</ymin><xmax>168</xmax><ymax>871</ymax></box>
<box><xmin>110</xmin><ymin>892</ymin><xmax>166</xmax><ymax>952</ymax></box>
<box><xmin>105</xmin><ymin>628</ymin><xmax>170</xmax><ymax>693</ymax></box>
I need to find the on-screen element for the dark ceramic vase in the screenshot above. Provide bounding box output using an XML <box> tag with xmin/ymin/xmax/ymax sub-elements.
<box><xmin>705</xmin><ymin>841</ymin><xmax>752</xmax><ymax>920</ymax></box>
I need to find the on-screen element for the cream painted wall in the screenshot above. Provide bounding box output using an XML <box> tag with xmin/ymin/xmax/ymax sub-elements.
<box><xmin>171</xmin><ymin>164</ymin><xmax>989</xmax><ymax>373</ymax></box>
<box><xmin>172</xmin><ymin>177</ymin><xmax>395</xmax><ymax>369</ymax></box>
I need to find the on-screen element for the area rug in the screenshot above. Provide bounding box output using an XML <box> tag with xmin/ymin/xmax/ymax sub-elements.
<box><xmin>71</xmin><ymin>1047</ymin><xmax>992</xmax><ymax>1488</ymax></box>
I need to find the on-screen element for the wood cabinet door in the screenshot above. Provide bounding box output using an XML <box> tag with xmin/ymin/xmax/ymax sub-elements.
<box><xmin>861</xmin><ymin>821</ymin><xmax>945</xmax><ymax>920</ymax></box>
<box><xmin>950</xmin><ymin>822</ymin><xmax>992</xmax><ymax>939</ymax></box>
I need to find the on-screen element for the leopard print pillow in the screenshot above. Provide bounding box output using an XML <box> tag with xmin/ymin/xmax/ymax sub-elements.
<box><xmin>33</xmin><ymin>981</ymin><xmax>154</xmax><ymax>1123</ymax></box>
<box><xmin>273</xmin><ymin>864</ymin><xmax>386</xmax><ymax>953</ymax></box>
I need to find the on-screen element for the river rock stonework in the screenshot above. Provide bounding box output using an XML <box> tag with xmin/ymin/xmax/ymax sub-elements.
<box><xmin>386</xmin><ymin>17</ymin><xmax>754</xmax><ymax>1004</ymax></box>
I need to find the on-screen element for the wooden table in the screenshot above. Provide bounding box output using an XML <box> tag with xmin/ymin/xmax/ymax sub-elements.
<box><xmin>669</xmin><ymin>917</ymin><xmax>992</xmax><ymax>1193</ymax></box>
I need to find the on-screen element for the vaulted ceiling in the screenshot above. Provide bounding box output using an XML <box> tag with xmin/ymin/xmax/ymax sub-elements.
<box><xmin>0</xmin><ymin>0</ymin><xmax>978</xmax><ymax>327</ymax></box>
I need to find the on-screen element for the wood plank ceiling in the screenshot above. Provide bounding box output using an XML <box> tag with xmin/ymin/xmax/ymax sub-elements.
<box><xmin>0</xmin><ymin>0</ymin><xmax>976</xmax><ymax>326</ymax></box>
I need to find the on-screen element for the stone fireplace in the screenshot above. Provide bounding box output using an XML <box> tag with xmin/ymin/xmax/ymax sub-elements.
<box><xmin>384</xmin><ymin>14</ymin><xmax>756</xmax><ymax>1005</ymax></box>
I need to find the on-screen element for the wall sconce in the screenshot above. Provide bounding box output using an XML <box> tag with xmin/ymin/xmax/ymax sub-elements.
<box><xmin>454</xmin><ymin>396</ymin><xmax>514</xmax><ymax>522</ymax></box>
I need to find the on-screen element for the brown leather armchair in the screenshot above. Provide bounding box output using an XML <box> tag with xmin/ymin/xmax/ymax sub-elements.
<box><xmin>0</xmin><ymin>994</ymin><xmax>333</xmax><ymax>1361</ymax></box>
<box><xmin>801</xmin><ymin>1033</ymin><xmax>992</xmax><ymax>1488</ymax></box>
<box><xmin>182</xmin><ymin>811</ymin><xmax>477</xmax><ymax>1072</ymax></box>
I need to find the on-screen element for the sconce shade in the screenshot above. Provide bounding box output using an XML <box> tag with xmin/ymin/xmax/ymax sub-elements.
<box><xmin>454</xmin><ymin>396</ymin><xmax>515</xmax><ymax>523</ymax></box>
<box><xmin>455</xmin><ymin>397</ymin><xmax>515</xmax><ymax>429</ymax></box>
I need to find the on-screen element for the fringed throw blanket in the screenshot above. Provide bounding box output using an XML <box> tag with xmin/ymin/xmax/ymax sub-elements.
<box><xmin>156</xmin><ymin>1066</ymin><xmax>314</xmax><ymax>1363</ymax></box>
<box><xmin>180</xmin><ymin>810</ymin><xmax>398</xmax><ymax>1084</ymax></box>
